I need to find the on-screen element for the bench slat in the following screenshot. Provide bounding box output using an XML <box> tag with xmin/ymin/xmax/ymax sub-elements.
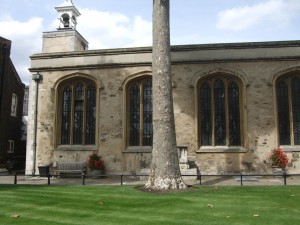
<box><xmin>53</xmin><ymin>161</ymin><xmax>86</xmax><ymax>176</ymax></box>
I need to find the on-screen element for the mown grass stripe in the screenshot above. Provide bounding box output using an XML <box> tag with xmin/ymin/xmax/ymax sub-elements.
<box><xmin>0</xmin><ymin>185</ymin><xmax>299</xmax><ymax>225</ymax></box>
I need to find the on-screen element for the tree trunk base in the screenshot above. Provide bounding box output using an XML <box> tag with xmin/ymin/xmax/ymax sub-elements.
<box><xmin>145</xmin><ymin>176</ymin><xmax>187</xmax><ymax>191</ymax></box>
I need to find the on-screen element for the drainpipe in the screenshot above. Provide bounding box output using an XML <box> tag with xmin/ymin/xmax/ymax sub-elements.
<box><xmin>31</xmin><ymin>73</ymin><xmax>42</xmax><ymax>176</ymax></box>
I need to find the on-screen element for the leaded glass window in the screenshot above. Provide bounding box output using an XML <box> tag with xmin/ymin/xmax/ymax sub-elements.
<box><xmin>143</xmin><ymin>80</ymin><xmax>153</xmax><ymax>146</ymax></box>
<box><xmin>200</xmin><ymin>82</ymin><xmax>212</xmax><ymax>146</ymax></box>
<box><xmin>199</xmin><ymin>76</ymin><xmax>242</xmax><ymax>147</ymax></box>
<box><xmin>74</xmin><ymin>83</ymin><xmax>84</xmax><ymax>144</ymax></box>
<box><xmin>61</xmin><ymin>86</ymin><xmax>72</xmax><ymax>144</ymax></box>
<box><xmin>129</xmin><ymin>82</ymin><xmax>140</xmax><ymax>146</ymax></box>
<box><xmin>214</xmin><ymin>79</ymin><xmax>226</xmax><ymax>145</ymax></box>
<box><xmin>228</xmin><ymin>80</ymin><xmax>241</xmax><ymax>146</ymax></box>
<box><xmin>277</xmin><ymin>75</ymin><xmax>300</xmax><ymax>146</ymax></box>
<box><xmin>86</xmin><ymin>85</ymin><xmax>96</xmax><ymax>145</ymax></box>
<box><xmin>277</xmin><ymin>81</ymin><xmax>290</xmax><ymax>145</ymax></box>
<box><xmin>60</xmin><ymin>79</ymin><xmax>96</xmax><ymax>145</ymax></box>
<box><xmin>128</xmin><ymin>78</ymin><xmax>152</xmax><ymax>147</ymax></box>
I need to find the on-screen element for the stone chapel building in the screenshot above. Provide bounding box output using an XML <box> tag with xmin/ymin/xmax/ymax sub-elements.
<box><xmin>26</xmin><ymin>0</ymin><xmax>300</xmax><ymax>175</ymax></box>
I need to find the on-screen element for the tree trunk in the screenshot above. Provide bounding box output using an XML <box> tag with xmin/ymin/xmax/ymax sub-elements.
<box><xmin>145</xmin><ymin>0</ymin><xmax>187</xmax><ymax>191</ymax></box>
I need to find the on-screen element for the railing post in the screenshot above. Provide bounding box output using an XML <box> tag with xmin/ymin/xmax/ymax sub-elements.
<box><xmin>82</xmin><ymin>172</ymin><xmax>85</xmax><ymax>185</ymax></box>
<box><xmin>48</xmin><ymin>173</ymin><xmax>51</xmax><ymax>185</ymax></box>
<box><xmin>121</xmin><ymin>174</ymin><xmax>123</xmax><ymax>186</ymax></box>
<box><xmin>240</xmin><ymin>174</ymin><xmax>243</xmax><ymax>186</ymax></box>
<box><xmin>283</xmin><ymin>172</ymin><xmax>287</xmax><ymax>186</ymax></box>
<box><xmin>199</xmin><ymin>174</ymin><xmax>202</xmax><ymax>186</ymax></box>
<box><xmin>14</xmin><ymin>173</ymin><xmax>17</xmax><ymax>185</ymax></box>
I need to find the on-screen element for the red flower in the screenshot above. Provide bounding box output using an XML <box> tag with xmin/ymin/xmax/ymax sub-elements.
<box><xmin>269</xmin><ymin>147</ymin><xmax>288</xmax><ymax>168</ymax></box>
<box><xmin>87</xmin><ymin>152</ymin><xmax>105</xmax><ymax>171</ymax></box>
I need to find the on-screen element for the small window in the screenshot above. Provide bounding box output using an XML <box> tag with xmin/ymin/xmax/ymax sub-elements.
<box><xmin>7</xmin><ymin>140</ymin><xmax>14</xmax><ymax>153</ymax></box>
<box><xmin>11</xmin><ymin>93</ymin><xmax>18</xmax><ymax>117</ymax></box>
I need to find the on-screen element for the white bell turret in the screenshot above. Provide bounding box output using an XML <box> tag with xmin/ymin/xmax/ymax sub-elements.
<box><xmin>55</xmin><ymin>0</ymin><xmax>81</xmax><ymax>30</ymax></box>
<box><xmin>41</xmin><ymin>0</ymin><xmax>88</xmax><ymax>53</ymax></box>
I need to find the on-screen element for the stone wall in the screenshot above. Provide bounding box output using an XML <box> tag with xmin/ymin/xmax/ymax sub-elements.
<box><xmin>42</xmin><ymin>30</ymin><xmax>88</xmax><ymax>53</ymax></box>
<box><xmin>26</xmin><ymin>41</ymin><xmax>300</xmax><ymax>175</ymax></box>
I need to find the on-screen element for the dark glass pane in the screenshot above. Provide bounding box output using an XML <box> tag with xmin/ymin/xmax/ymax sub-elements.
<box><xmin>61</xmin><ymin>86</ymin><xmax>71</xmax><ymax>144</ymax></box>
<box><xmin>73</xmin><ymin>83</ymin><xmax>84</xmax><ymax>144</ymax></box>
<box><xmin>214</xmin><ymin>79</ymin><xmax>226</xmax><ymax>145</ymax></box>
<box><xmin>277</xmin><ymin>80</ymin><xmax>290</xmax><ymax>145</ymax></box>
<box><xmin>228</xmin><ymin>80</ymin><xmax>241</xmax><ymax>146</ymax></box>
<box><xmin>199</xmin><ymin>82</ymin><xmax>212</xmax><ymax>146</ymax></box>
<box><xmin>129</xmin><ymin>82</ymin><xmax>140</xmax><ymax>146</ymax></box>
<box><xmin>85</xmin><ymin>84</ymin><xmax>96</xmax><ymax>145</ymax></box>
<box><xmin>291</xmin><ymin>77</ymin><xmax>300</xmax><ymax>145</ymax></box>
<box><xmin>143</xmin><ymin>80</ymin><xmax>153</xmax><ymax>146</ymax></box>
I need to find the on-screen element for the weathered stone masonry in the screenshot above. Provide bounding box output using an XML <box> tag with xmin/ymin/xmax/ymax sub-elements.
<box><xmin>26</xmin><ymin>40</ymin><xmax>300</xmax><ymax>175</ymax></box>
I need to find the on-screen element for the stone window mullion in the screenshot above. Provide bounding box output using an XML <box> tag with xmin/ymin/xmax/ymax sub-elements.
<box><xmin>288</xmin><ymin>80</ymin><xmax>294</xmax><ymax>145</ymax></box>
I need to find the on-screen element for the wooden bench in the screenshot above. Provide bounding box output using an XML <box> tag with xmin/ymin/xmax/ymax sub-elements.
<box><xmin>53</xmin><ymin>161</ymin><xmax>86</xmax><ymax>176</ymax></box>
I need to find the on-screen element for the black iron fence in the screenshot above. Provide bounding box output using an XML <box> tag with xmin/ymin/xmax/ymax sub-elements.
<box><xmin>1</xmin><ymin>172</ymin><xmax>300</xmax><ymax>186</ymax></box>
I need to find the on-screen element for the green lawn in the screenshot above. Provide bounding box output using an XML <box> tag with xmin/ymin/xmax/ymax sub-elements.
<box><xmin>0</xmin><ymin>185</ymin><xmax>299</xmax><ymax>225</ymax></box>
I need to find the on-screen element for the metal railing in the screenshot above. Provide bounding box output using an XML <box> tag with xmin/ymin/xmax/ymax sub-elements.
<box><xmin>1</xmin><ymin>172</ymin><xmax>300</xmax><ymax>186</ymax></box>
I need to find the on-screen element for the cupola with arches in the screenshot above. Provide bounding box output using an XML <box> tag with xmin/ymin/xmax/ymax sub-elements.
<box><xmin>42</xmin><ymin>0</ymin><xmax>88</xmax><ymax>53</ymax></box>
<box><xmin>55</xmin><ymin>0</ymin><xmax>80</xmax><ymax>30</ymax></box>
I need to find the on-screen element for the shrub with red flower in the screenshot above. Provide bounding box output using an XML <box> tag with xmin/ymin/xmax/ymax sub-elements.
<box><xmin>87</xmin><ymin>152</ymin><xmax>105</xmax><ymax>171</ymax></box>
<box><xmin>269</xmin><ymin>147</ymin><xmax>288</xmax><ymax>168</ymax></box>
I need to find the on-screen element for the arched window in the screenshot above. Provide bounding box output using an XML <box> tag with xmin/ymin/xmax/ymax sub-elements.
<box><xmin>59</xmin><ymin>79</ymin><xmax>96</xmax><ymax>145</ymax></box>
<box><xmin>127</xmin><ymin>77</ymin><xmax>152</xmax><ymax>147</ymax></box>
<box><xmin>198</xmin><ymin>76</ymin><xmax>243</xmax><ymax>148</ymax></box>
<box><xmin>276</xmin><ymin>74</ymin><xmax>300</xmax><ymax>146</ymax></box>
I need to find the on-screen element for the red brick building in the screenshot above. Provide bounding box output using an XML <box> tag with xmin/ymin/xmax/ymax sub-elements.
<box><xmin>0</xmin><ymin>36</ymin><xmax>25</xmax><ymax>169</ymax></box>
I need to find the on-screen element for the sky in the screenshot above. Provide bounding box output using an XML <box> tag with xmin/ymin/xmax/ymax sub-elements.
<box><xmin>1</xmin><ymin>0</ymin><xmax>300</xmax><ymax>85</ymax></box>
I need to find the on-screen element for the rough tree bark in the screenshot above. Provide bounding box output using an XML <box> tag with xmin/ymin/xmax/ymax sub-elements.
<box><xmin>145</xmin><ymin>0</ymin><xmax>187</xmax><ymax>191</ymax></box>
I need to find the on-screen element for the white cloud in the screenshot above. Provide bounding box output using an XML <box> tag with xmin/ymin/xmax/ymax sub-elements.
<box><xmin>0</xmin><ymin>17</ymin><xmax>43</xmax><ymax>36</ymax></box>
<box><xmin>76</xmin><ymin>8</ymin><xmax>152</xmax><ymax>49</ymax></box>
<box><xmin>124</xmin><ymin>16</ymin><xmax>152</xmax><ymax>47</ymax></box>
<box><xmin>0</xmin><ymin>17</ymin><xmax>44</xmax><ymax>84</ymax></box>
<box><xmin>217</xmin><ymin>0</ymin><xmax>300</xmax><ymax>31</ymax></box>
